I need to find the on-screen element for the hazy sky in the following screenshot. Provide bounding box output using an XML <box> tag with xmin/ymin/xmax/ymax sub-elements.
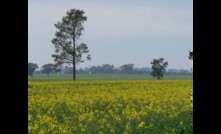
<box><xmin>28</xmin><ymin>0</ymin><xmax>193</xmax><ymax>70</ymax></box>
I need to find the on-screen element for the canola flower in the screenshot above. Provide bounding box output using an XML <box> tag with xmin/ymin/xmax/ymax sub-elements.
<box><xmin>28</xmin><ymin>80</ymin><xmax>193</xmax><ymax>134</ymax></box>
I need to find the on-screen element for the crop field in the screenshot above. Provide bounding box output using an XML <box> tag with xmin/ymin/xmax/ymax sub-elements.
<box><xmin>28</xmin><ymin>80</ymin><xmax>192</xmax><ymax>134</ymax></box>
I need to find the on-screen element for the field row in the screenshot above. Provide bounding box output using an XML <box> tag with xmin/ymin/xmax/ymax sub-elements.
<box><xmin>28</xmin><ymin>74</ymin><xmax>193</xmax><ymax>81</ymax></box>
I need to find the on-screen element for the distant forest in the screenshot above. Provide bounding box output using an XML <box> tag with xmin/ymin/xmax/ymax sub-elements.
<box><xmin>34</xmin><ymin>64</ymin><xmax>192</xmax><ymax>75</ymax></box>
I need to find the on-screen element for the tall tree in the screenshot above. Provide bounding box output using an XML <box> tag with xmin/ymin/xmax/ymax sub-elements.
<box><xmin>28</xmin><ymin>62</ymin><xmax>38</xmax><ymax>78</ymax></box>
<box><xmin>150</xmin><ymin>58</ymin><xmax>168</xmax><ymax>80</ymax></box>
<box><xmin>189</xmin><ymin>51</ymin><xmax>193</xmax><ymax>60</ymax></box>
<box><xmin>51</xmin><ymin>9</ymin><xmax>91</xmax><ymax>80</ymax></box>
<box><xmin>41</xmin><ymin>64</ymin><xmax>54</xmax><ymax>77</ymax></box>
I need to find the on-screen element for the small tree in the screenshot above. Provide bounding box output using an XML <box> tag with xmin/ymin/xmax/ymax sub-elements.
<box><xmin>51</xmin><ymin>9</ymin><xmax>91</xmax><ymax>80</ymax></box>
<box><xmin>120</xmin><ymin>64</ymin><xmax>134</xmax><ymax>74</ymax></box>
<box><xmin>150</xmin><ymin>58</ymin><xmax>168</xmax><ymax>80</ymax></box>
<box><xmin>41</xmin><ymin>64</ymin><xmax>54</xmax><ymax>77</ymax></box>
<box><xmin>189</xmin><ymin>51</ymin><xmax>193</xmax><ymax>60</ymax></box>
<box><xmin>28</xmin><ymin>62</ymin><xmax>38</xmax><ymax>78</ymax></box>
<box><xmin>189</xmin><ymin>51</ymin><xmax>193</xmax><ymax>71</ymax></box>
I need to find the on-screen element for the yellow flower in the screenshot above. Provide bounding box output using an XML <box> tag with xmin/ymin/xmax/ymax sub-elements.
<box><xmin>138</xmin><ymin>121</ymin><xmax>145</xmax><ymax>128</ymax></box>
<box><xmin>111</xmin><ymin>129</ymin><xmax>115</xmax><ymax>133</ymax></box>
<box><xmin>28</xmin><ymin>80</ymin><xmax>192</xmax><ymax>133</ymax></box>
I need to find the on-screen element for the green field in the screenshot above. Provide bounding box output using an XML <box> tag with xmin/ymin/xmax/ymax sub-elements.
<box><xmin>28</xmin><ymin>74</ymin><xmax>192</xmax><ymax>81</ymax></box>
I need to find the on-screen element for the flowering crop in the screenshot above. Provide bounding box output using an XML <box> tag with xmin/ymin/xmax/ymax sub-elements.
<box><xmin>28</xmin><ymin>80</ymin><xmax>192</xmax><ymax>133</ymax></box>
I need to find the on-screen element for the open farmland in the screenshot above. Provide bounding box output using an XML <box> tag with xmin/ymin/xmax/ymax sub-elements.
<box><xmin>28</xmin><ymin>80</ymin><xmax>193</xmax><ymax>134</ymax></box>
<box><xmin>28</xmin><ymin>74</ymin><xmax>193</xmax><ymax>81</ymax></box>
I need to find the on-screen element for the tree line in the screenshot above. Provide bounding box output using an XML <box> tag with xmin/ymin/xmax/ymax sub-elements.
<box><xmin>28</xmin><ymin>60</ymin><xmax>192</xmax><ymax>79</ymax></box>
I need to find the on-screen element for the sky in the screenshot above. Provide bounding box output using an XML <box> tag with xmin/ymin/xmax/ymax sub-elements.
<box><xmin>28</xmin><ymin>0</ymin><xmax>193</xmax><ymax>70</ymax></box>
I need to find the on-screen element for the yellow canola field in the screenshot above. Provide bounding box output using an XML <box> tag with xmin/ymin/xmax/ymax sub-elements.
<box><xmin>28</xmin><ymin>80</ymin><xmax>193</xmax><ymax>134</ymax></box>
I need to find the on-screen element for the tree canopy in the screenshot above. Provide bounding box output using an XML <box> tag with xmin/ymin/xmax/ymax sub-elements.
<box><xmin>120</xmin><ymin>64</ymin><xmax>134</xmax><ymax>74</ymax></box>
<box><xmin>150</xmin><ymin>58</ymin><xmax>168</xmax><ymax>80</ymax></box>
<box><xmin>189</xmin><ymin>51</ymin><xmax>193</xmax><ymax>60</ymax></box>
<box><xmin>41</xmin><ymin>64</ymin><xmax>54</xmax><ymax>77</ymax></box>
<box><xmin>28</xmin><ymin>62</ymin><xmax>38</xmax><ymax>77</ymax></box>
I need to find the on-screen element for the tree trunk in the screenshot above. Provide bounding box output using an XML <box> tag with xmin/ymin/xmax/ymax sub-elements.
<box><xmin>73</xmin><ymin>28</ymin><xmax>76</xmax><ymax>80</ymax></box>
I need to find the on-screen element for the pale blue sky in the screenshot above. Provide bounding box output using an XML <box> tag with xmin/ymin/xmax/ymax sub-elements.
<box><xmin>28</xmin><ymin>0</ymin><xmax>193</xmax><ymax>69</ymax></box>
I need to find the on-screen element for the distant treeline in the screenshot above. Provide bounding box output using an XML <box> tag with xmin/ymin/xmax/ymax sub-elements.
<box><xmin>34</xmin><ymin>64</ymin><xmax>192</xmax><ymax>75</ymax></box>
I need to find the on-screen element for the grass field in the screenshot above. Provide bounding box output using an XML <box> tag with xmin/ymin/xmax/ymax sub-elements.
<box><xmin>28</xmin><ymin>80</ymin><xmax>193</xmax><ymax>133</ymax></box>
<box><xmin>28</xmin><ymin>74</ymin><xmax>193</xmax><ymax>81</ymax></box>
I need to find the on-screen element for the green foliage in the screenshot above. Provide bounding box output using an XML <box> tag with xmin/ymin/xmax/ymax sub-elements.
<box><xmin>41</xmin><ymin>64</ymin><xmax>54</xmax><ymax>77</ymax></box>
<box><xmin>28</xmin><ymin>62</ymin><xmax>38</xmax><ymax>77</ymax></box>
<box><xmin>150</xmin><ymin>58</ymin><xmax>168</xmax><ymax>80</ymax></box>
<box><xmin>51</xmin><ymin>8</ymin><xmax>91</xmax><ymax>80</ymax></box>
<box><xmin>120</xmin><ymin>64</ymin><xmax>134</xmax><ymax>74</ymax></box>
<box><xmin>188</xmin><ymin>51</ymin><xmax>193</xmax><ymax>60</ymax></box>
